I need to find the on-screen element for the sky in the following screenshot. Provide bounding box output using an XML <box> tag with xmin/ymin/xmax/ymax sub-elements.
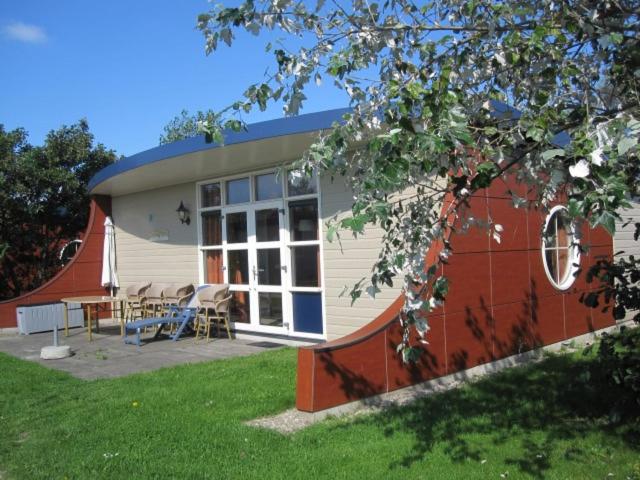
<box><xmin>0</xmin><ymin>0</ymin><xmax>349</xmax><ymax>157</ymax></box>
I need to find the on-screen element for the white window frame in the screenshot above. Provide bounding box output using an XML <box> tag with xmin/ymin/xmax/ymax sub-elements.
<box><xmin>541</xmin><ymin>205</ymin><xmax>581</xmax><ymax>290</ymax></box>
<box><xmin>196</xmin><ymin>167</ymin><xmax>326</xmax><ymax>340</ymax></box>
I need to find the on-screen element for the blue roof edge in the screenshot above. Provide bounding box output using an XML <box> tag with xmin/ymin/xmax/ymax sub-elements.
<box><xmin>88</xmin><ymin>107</ymin><xmax>352</xmax><ymax>193</ymax></box>
<box><xmin>89</xmin><ymin>102</ymin><xmax>569</xmax><ymax>194</ymax></box>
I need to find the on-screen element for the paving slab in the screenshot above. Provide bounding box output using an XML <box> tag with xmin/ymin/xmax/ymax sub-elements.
<box><xmin>0</xmin><ymin>321</ymin><xmax>284</xmax><ymax>380</ymax></box>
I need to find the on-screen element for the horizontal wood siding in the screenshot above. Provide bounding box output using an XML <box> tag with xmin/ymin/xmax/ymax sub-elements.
<box><xmin>321</xmin><ymin>175</ymin><xmax>402</xmax><ymax>340</ymax></box>
<box><xmin>614</xmin><ymin>199</ymin><xmax>640</xmax><ymax>321</ymax></box>
<box><xmin>112</xmin><ymin>183</ymin><xmax>199</xmax><ymax>290</ymax></box>
<box><xmin>614</xmin><ymin>199</ymin><xmax>640</xmax><ymax>257</ymax></box>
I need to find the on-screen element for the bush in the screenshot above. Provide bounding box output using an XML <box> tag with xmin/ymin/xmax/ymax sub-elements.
<box><xmin>589</xmin><ymin>327</ymin><xmax>640</xmax><ymax>425</ymax></box>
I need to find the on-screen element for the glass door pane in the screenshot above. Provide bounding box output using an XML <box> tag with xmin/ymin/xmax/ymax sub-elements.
<box><xmin>252</xmin><ymin>202</ymin><xmax>287</xmax><ymax>331</ymax></box>
<box><xmin>259</xmin><ymin>292</ymin><xmax>283</xmax><ymax>327</ymax></box>
<box><xmin>291</xmin><ymin>245</ymin><xmax>320</xmax><ymax>287</ymax></box>
<box><xmin>227</xmin><ymin>212</ymin><xmax>247</xmax><ymax>243</ymax></box>
<box><xmin>255</xmin><ymin>208</ymin><xmax>280</xmax><ymax>242</ymax></box>
<box><xmin>257</xmin><ymin>248</ymin><xmax>281</xmax><ymax>285</ymax></box>
<box><xmin>202</xmin><ymin>211</ymin><xmax>222</xmax><ymax>245</ymax></box>
<box><xmin>230</xmin><ymin>291</ymin><xmax>250</xmax><ymax>324</ymax></box>
<box><xmin>289</xmin><ymin>199</ymin><xmax>318</xmax><ymax>241</ymax></box>
<box><xmin>219</xmin><ymin>200</ymin><xmax>288</xmax><ymax>332</ymax></box>
<box><xmin>204</xmin><ymin>250</ymin><xmax>223</xmax><ymax>283</ymax></box>
<box><xmin>228</xmin><ymin>250</ymin><xmax>249</xmax><ymax>285</ymax></box>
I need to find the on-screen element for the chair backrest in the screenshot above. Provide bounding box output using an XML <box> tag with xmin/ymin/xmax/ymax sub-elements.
<box><xmin>214</xmin><ymin>293</ymin><xmax>232</xmax><ymax>313</ymax></box>
<box><xmin>137</xmin><ymin>282</ymin><xmax>151</xmax><ymax>297</ymax></box>
<box><xmin>126</xmin><ymin>281</ymin><xmax>151</xmax><ymax>300</ymax></box>
<box><xmin>145</xmin><ymin>283</ymin><xmax>168</xmax><ymax>303</ymax></box>
<box><xmin>186</xmin><ymin>285</ymin><xmax>210</xmax><ymax>308</ymax></box>
<box><xmin>163</xmin><ymin>283</ymin><xmax>195</xmax><ymax>307</ymax></box>
<box><xmin>197</xmin><ymin>284</ymin><xmax>230</xmax><ymax>310</ymax></box>
<box><xmin>125</xmin><ymin>283</ymin><xmax>139</xmax><ymax>297</ymax></box>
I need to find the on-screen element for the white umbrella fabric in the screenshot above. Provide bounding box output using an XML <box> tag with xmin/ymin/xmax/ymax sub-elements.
<box><xmin>101</xmin><ymin>216</ymin><xmax>119</xmax><ymax>297</ymax></box>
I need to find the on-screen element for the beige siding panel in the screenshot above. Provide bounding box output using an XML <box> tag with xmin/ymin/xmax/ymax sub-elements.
<box><xmin>112</xmin><ymin>182</ymin><xmax>199</xmax><ymax>291</ymax></box>
<box><xmin>615</xmin><ymin>200</ymin><xmax>640</xmax><ymax>257</ymax></box>
<box><xmin>613</xmin><ymin>200</ymin><xmax>640</xmax><ymax>321</ymax></box>
<box><xmin>321</xmin><ymin>175</ymin><xmax>402</xmax><ymax>340</ymax></box>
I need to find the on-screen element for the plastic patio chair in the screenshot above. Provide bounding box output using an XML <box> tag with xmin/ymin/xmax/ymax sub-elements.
<box><xmin>194</xmin><ymin>284</ymin><xmax>233</xmax><ymax>342</ymax></box>
<box><xmin>162</xmin><ymin>283</ymin><xmax>195</xmax><ymax>315</ymax></box>
<box><xmin>141</xmin><ymin>283</ymin><xmax>169</xmax><ymax>318</ymax></box>
<box><xmin>124</xmin><ymin>285</ymin><xmax>208</xmax><ymax>346</ymax></box>
<box><xmin>161</xmin><ymin>283</ymin><xmax>195</xmax><ymax>334</ymax></box>
<box><xmin>124</xmin><ymin>281</ymin><xmax>151</xmax><ymax>323</ymax></box>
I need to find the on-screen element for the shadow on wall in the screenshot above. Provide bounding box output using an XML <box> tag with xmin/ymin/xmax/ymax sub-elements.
<box><xmin>306</xmin><ymin>270</ymin><xmax>613</xmax><ymax>412</ymax></box>
<box><xmin>110</xmin><ymin>182</ymin><xmax>198</xmax><ymax>247</ymax></box>
<box><xmin>316</xmin><ymin>290</ymin><xmax>545</xmax><ymax>402</ymax></box>
<box><xmin>316</xmin><ymin>325</ymin><xmax>444</xmax><ymax>405</ymax></box>
<box><xmin>451</xmin><ymin>287</ymin><xmax>544</xmax><ymax>372</ymax></box>
<box><xmin>297</xmin><ymin>175</ymin><xmax>615</xmax><ymax>412</ymax></box>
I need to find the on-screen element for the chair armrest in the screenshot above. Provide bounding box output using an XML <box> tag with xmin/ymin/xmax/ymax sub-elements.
<box><xmin>214</xmin><ymin>295</ymin><xmax>233</xmax><ymax>311</ymax></box>
<box><xmin>176</xmin><ymin>293</ymin><xmax>193</xmax><ymax>306</ymax></box>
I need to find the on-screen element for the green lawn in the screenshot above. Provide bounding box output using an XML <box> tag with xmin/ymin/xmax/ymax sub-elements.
<box><xmin>0</xmin><ymin>348</ymin><xmax>638</xmax><ymax>479</ymax></box>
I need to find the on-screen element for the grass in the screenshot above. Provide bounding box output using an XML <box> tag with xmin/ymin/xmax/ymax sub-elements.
<box><xmin>0</xmin><ymin>348</ymin><xmax>638</xmax><ymax>479</ymax></box>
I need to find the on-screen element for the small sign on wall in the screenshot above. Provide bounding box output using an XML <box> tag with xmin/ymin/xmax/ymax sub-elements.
<box><xmin>149</xmin><ymin>229</ymin><xmax>169</xmax><ymax>242</ymax></box>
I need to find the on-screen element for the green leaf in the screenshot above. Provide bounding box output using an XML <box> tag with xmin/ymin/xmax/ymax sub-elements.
<box><xmin>595</xmin><ymin>211</ymin><xmax>616</xmax><ymax>235</ymax></box>
<box><xmin>471</xmin><ymin>162</ymin><xmax>499</xmax><ymax>189</ymax></box>
<box><xmin>398</xmin><ymin>117</ymin><xmax>415</xmax><ymax>133</ymax></box>
<box><xmin>340</xmin><ymin>213</ymin><xmax>370</xmax><ymax>234</ymax></box>
<box><xmin>526</xmin><ymin>127</ymin><xmax>543</xmax><ymax>142</ymax></box>
<box><xmin>609</xmin><ymin>32</ymin><xmax>623</xmax><ymax>45</ymax></box>
<box><xmin>567</xmin><ymin>198</ymin><xmax>581</xmax><ymax>217</ymax></box>
<box><xmin>326</xmin><ymin>224</ymin><xmax>337</xmax><ymax>242</ymax></box>
<box><xmin>433</xmin><ymin>277</ymin><xmax>449</xmax><ymax>301</ymax></box>
<box><xmin>618</xmin><ymin>137</ymin><xmax>637</xmax><ymax>156</ymax></box>
<box><xmin>541</xmin><ymin>149</ymin><xmax>565</xmax><ymax>160</ymax></box>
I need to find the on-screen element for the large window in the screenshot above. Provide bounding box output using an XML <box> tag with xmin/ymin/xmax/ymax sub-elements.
<box><xmin>542</xmin><ymin>206</ymin><xmax>580</xmax><ymax>290</ymax></box>
<box><xmin>200</xmin><ymin>182</ymin><xmax>223</xmax><ymax>283</ymax></box>
<box><xmin>287</xmin><ymin>172</ymin><xmax>321</xmax><ymax>289</ymax></box>
<box><xmin>197</xmin><ymin>168</ymin><xmax>324</xmax><ymax>337</ymax></box>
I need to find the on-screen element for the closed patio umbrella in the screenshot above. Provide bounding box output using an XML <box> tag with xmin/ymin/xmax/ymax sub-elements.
<box><xmin>101</xmin><ymin>216</ymin><xmax>119</xmax><ymax>297</ymax></box>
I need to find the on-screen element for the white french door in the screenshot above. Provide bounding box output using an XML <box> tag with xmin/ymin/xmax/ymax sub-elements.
<box><xmin>198</xmin><ymin>169</ymin><xmax>325</xmax><ymax>339</ymax></box>
<box><xmin>222</xmin><ymin>201</ymin><xmax>289</xmax><ymax>334</ymax></box>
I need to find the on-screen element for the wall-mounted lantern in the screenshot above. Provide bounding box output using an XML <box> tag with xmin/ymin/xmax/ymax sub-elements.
<box><xmin>176</xmin><ymin>201</ymin><xmax>191</xmax><ymax>225</ymax></box>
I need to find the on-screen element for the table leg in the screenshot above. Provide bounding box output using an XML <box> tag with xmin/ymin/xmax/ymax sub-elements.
<box><xmin>63</xmin><ymin>303</ymin><xmax>69</xmax><ymax>337</ymax></box>
<box><xmin>95</xmin><ymin>304</ymin><xmax>100</xmax><ymax>333</ymax></box>
<box><xmin>119</xmin><ymin>300</ymin><xmax>125</xmax><ymax>337</ymax></box>
<box><xmin>86</xmin><ymin>304</ymin><xmax>92</xmax><ymax>341</ymax></box>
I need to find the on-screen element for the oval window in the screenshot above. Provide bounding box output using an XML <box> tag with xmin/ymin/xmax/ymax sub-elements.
<box><xmin>542</xmin><ymin>206</ymin><xmax>580</xmax><ymax>290</ymax></box>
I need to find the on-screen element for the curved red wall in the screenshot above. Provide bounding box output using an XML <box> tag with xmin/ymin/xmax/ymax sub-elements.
<box><xmin>0</xmin><ymin>196</ymin><xmax>111</xmax><ymax>328</ymax></box>
<box><xmin>296</xmin><ymin>179</ymin><xmax>614</xmax><ymax>412</ymax></box>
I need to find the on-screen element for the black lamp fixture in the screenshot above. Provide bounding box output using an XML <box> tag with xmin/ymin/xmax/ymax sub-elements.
<box><xmin>176</xmin><ymin>201</ymin><xmax>190</xmax><ymax>225</ymax></box>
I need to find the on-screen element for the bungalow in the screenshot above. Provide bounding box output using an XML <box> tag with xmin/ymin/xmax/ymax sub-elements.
<box><xmin>0</xmin><ymin>108</ymin><xmax>635</xmax><ymax>412</ymax></box>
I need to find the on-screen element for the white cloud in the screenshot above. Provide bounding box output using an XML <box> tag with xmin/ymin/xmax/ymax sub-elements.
<box><xmin>3</xmin><ymin>22</ymin><xmax>47</xmax><ymax>43</ymax></box>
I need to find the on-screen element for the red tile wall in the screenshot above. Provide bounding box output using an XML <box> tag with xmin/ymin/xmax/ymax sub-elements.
<box><xmin>298</xmin><ymin>177</ymin><xmax>616</xmax><ymax>412</ymax></box>
<box><xmin>0</xmin><ymin>196</ymin><xmax>112</xmax><ymax>328</ymax></box>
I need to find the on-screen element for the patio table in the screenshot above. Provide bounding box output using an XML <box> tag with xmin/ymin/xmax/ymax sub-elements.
<box><xmin>61</xmin><ymin>296</ymin><xmax>125</xmax><ymax>341</ymax></box>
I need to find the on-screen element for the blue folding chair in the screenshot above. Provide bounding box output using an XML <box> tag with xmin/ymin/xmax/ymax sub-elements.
<box><xmin>123</xmin><ymin>285</ymin><xmax>208</xmax><ymax>346</ymax></box>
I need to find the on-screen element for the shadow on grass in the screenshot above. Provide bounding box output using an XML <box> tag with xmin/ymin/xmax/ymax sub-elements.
<box><xmin>341</xmin><ymin>354</ymin><xmax>639</xmax><ymax>477</ymax></box>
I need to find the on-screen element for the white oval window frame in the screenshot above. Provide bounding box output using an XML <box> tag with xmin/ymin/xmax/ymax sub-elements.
<box><xmin>541</xmin><ymin>205</ymin><xmax>581</xmax><ymax>290</ymax></box>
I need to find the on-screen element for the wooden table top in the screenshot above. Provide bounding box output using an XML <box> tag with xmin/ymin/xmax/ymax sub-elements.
<box><xmin>60</xmin><ymin>296</ymin><xmax>121</xmax><ymax>304</ymax></box>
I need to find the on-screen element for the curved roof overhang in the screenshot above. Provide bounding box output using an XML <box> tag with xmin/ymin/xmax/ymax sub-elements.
<box><xmin>89</xmin><ymin>108</ymin><xmax>350</xmax><ymax>197</ymax></box>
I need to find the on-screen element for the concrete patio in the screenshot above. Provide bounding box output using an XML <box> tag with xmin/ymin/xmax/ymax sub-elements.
<box><xmin>0</xmin><ymin>321</ymin><xmax>288</xmax><ymax>380</ymax></box>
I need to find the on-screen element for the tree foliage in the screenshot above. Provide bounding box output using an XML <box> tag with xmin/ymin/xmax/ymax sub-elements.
<box><xmin>0</xmin><ymin>120</ymin><xmax>116</xmax><ymax>300</ymax></box>
<box><xmin>159</xmin><ymin>109</ymin><xmax>220</xmax><ymax>144</ymax></box>
<box><xmin>195</xmin><ymin>0</ymin><xmax>640</xmax><ymax>355</ymax></box>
